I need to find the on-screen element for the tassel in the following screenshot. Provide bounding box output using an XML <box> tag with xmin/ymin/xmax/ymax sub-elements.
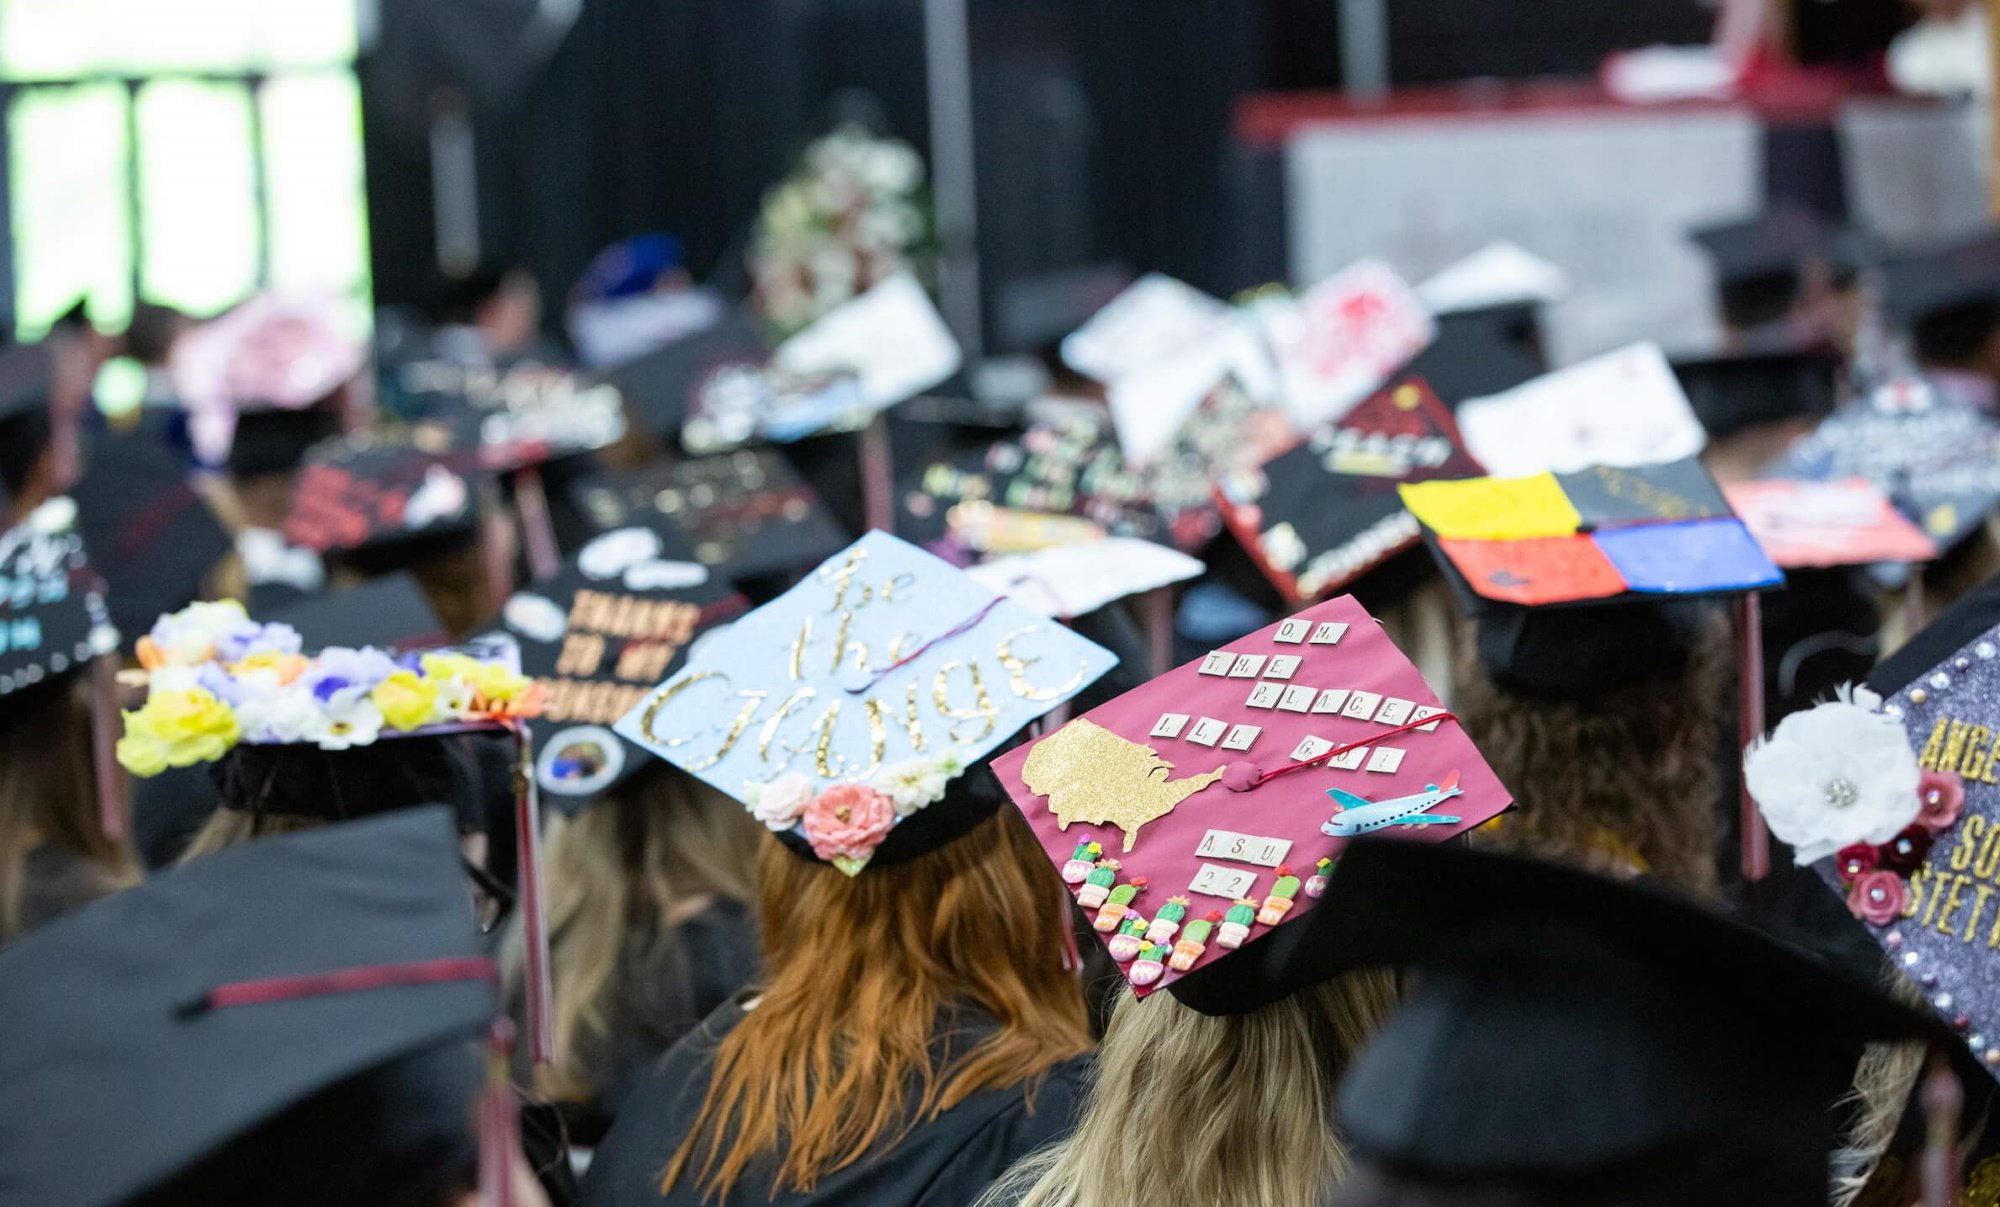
<box><xmin>512</xmin><ymin>726</ymin><xmax>554</xmax><ymax>1064</ymax></box>
<box><xmin>513</xmin><ymin>467</ymin><xmax>561</xmax><ymax>582</ymax></box>
<box><xmin>89</xmin><ymin>653</ymin><xmax>124</xmax><ymax>839</ymax></box>
<box><xmin>477</xmin><ymin>1019</ymin><xmax>519</xmax><ymax>1207</ymax></box>
<box><xmin>1737</xmin><ymin>593</ymin><xmax>1769</xmax><ymax>881</ymax></box>
<box><xmin>1921</xmin><ymin>1053</ymin><xmax>1963</xmax><ymax>1207</ymax></box>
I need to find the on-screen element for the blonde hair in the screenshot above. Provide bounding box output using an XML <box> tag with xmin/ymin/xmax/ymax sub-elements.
<box><xmin>662</xmin><ymin>804</ymin><xmax>1092</xmax><ymax>1199</ymax></box>
<box><xmin>987</xmin><ymin>973</ymin><xmax>1397</xmax><ymax>1207</ymax></box>
<box><xmin>528</xmin><ymin>764</ymin><xmax>762</xmax><ymax>1102</ymax></box>
<box><xmin>178</xmin><ymin>806</ymin><xmax>320</xmax><ymax>862</ymax></box>
<box><xmin>0</xmin><ymin>680</ymin><xmax>139</xmax><ymax>940</ymax></box>
<box><xmin>1459</xmin><ymin>614</ymin><xmax>1731</xmax><ymax>895</ymax></box>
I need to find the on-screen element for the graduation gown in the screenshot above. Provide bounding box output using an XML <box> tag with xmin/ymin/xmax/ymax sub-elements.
<box><xmin>579</xmin><ymin>998</ymin><xmax>1090</xmax><ymax>1207</ymax></box>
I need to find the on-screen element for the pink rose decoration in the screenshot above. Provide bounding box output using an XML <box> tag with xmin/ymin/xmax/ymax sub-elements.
<box><xmin>801</xmin><ymin>783</ymin><xmax>897</xmax><ymax>864</ymax></box>
<box><xmin>1835</xmin><ymin>843</ymin><xmax>1878</xmax><ymax>885</ymax></box>
<box><xmin>1848</xmin><ymin>870</ymin><xmax>1908</xmax><ymax>927</ymax></box>
<box><xmin>1917</xmin><ymin>771</ymin><xmax>1966</xmax><ymax>833</ymax></box>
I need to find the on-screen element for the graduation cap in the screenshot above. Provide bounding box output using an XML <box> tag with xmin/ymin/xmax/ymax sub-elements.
<box><xmin>1218</xmin><ymin>377</ymin><xmax>1483</xmax><ymax>605</ymax></box>
<box><xmin>1724</xmin><ymin>478</ymin><xmax>1937</xmax><ymax>570</ymax></box>
<box><xmin>267</xmin><ymin>573</ymin><xmax>450</xmax><ymax>652</ymax></box>
<box><xmin>603</xmin><ymin>313</ymin><xmax>769</xmax><ymax>436</ymax></box>
<box><xmin>0</xmin><ymin>342</ymin><xmax>53</xmax><ymax>505</ymax></box>
<box><xmin>282</xmin><ymin>432</ymin><xmax>485</xmax><ymax>560</ymax></box>
<box><xmin>1263</xmin><ymin>259</ymin><xmax>1435</xmax><ymax>430</ymax></box>
<box><xmin>1690</xmin><ymin>207</ymin><xmax>1832</xmax><ymax>298</ymax></box>
<box><xmin>991</xmin><ymin>594</ymin><xmax>1514</xmax><ymax>999</ymax></box>
<box><xmin>0</xmin><ymin>498</ymin><xmax>118</xmax><ymax>706</ymax></box>
<box><xmin>1673</xmin><ymin>345</ymin><xmax>1842</xmax><ymax>441</ymax></box>
<box><xmin>1402</xmin><ymin>457</ymin><xmax>1782</xmax><ymax>614</ymax></box>
<box><xmin>1774</xmin><ymin>376</ymin><xmax>2000</xmax><ymax>559</ymax></box>
<box><xmin>769</xmin><ymin>272</ymin><xmax>962</xmax><ymax>415</ymax></box>
<box><xmin>1400</xmin><ymin>303</ymin><xmax>1548</xmax><ymax>408</ymax></box>
<box><xmin>169</xmin><ymin>292</ymin><xmax>366</xmax><ymax>470</ymax></box>
<box><xmin>225</xmin><ymin>406</ymin><xmax>341</xmax><ymax>478</ymax></box>
<box><xmin>1881</xmin><ymin>230</ymin><xmax>2000</xmax><ymax>334</ymax></box>
<box><xmin>69</xmin><ymin>429</ymin><xmax>232</xmax><ymax>651</ymax></box>
<box><xmin>1313</xmin><ymin>841</ymin><xmax>1940</xmax><ymax>1199</ymax></box>
<box><xmin>0</xmin><ymin>807</ymin><xmax>505</xmax><ymax>1207</ymax></box>
<box><xmin>1745</xmin><ymin>593</ymin><xmax>2000</xmax><ymax>1075</ymax></box>
<box><xmin>396</xmin><ymin>358</ymin><xmax>629</xmax><ymax>472</ymax></box>
<box><xmin>573</xmin><ymin>450</ymin><xmax>850</xmax><ymax>584</ymax></box>
<box><xmin>613</xmin><ymin>531</ymin><xmax>1116</xmax><ymax>875</ymax></box>
<box><xmin>1454</xmin><ymin>342</ymin><xmax>1708</xmax><ymax>477</ymax></box>
<box><xmin>483</xmin><ymin>527</ymin><xmax>748</xmax><ymax>807</ymax></box>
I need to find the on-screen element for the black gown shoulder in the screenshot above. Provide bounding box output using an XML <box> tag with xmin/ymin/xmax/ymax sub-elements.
<box><xmin>579</xmin><ymin>998</ymin><xmax>1090</xmax><ymax>1207</ymax></box>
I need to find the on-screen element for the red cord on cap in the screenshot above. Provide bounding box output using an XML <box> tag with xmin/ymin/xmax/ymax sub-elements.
<box><xmin>1233</xmin><ymin>711</ymin><xmax>1461</xmax><ymax>792</ymax></box>
<box><xmin>189</xmin><ymin>955</ymin><xmax>498</xmax><ymax>1013</ymax></box>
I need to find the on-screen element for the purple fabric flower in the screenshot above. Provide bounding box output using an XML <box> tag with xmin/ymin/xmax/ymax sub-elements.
<box><xmin>215</xmin><ymin>621</ymin><xmax>303</xmax><ymax>664</ymax></box>
<box><xmin>303</xmin><ymin>646</ymin><xmax>398</xmax><ymax>707</ymax></box>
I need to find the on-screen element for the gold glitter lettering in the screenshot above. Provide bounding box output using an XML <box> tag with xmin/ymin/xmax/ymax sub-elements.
<box><xmin>933</xmin><ymin>661</ymin><xmax>998</xmax><ymax>745</ymax></box>
<box><xmin>661</xmin><ymin>602</ymin><xmax>699</xmax><ymax>645</ymax></box>
<box><xmin>1922</xmin><ymin>867</ymin><xmax>1948</xmax><ymax>928</ymax></box>
<box><xmin>615</xmin><ymin>640</ymin><xmax>675</xmax><ymax>684</ymax></box>
<box><xmin>1943</xmin><ymin>722</ymin><xmax>1975</xmax><ymax>773</ymax></box>
<box><xmin>788</xmin><ymin>618</ymin><xmax>812</xmax><ymax>682</ymax></box>
<box><xmin>1937</xmin><ymin>874</ymin><xmax>1971</xmax><ymax>938</ymax></box>
<box><xmin>812</xmin><ymin>701</ymin><xmax>851</xmax><ymax>779</ymax></box>
<box><xmin>865</xmin><ymin>681</ymin><xmax>927</xmax><ymax>771</ymax></box>
<box><xmin>1919</xmin><ymin>717</ymin><xmax>1951</xmax><ymax>771</ymax></box>
<box><xmin>686</xmin><ymin>689</ymin><xmax>768</xmax><ymax>771</ymax></box>
<box><xmin>881</xmin><ymin>572</ymin><xmax>917</xmax><ymax>603</ymax></box>
<box><xmin>638</xmin><ymin>670</ymin><xmax>728</xmax><ymax>746</ymax></box>
<box><xmin>1968</xmin><ymin>885</ymin><xmax>1996</xmax><ymax>943</ymax></box>
<box><xmin>1018</xmin><ymin>718</ymin><xmax>1224</xmax><ymax>852</ymax></box>
<box><xmin>1953</xmin><ymin>819</ymin><xmax>1979</xmax><ymax>872</ymax></box>
<box><xmin>1976</xmin><ymin>817</ymin><xmax>2000</xmax><ymax>879</ymax></box>
<box><xmin>556</xmin><ymin>633</ymin><xmax>606</xmax><ymax>677</ymax></box>
<box><xmin>1964</xmin><ymin>727</ymin><xmax>1994</xmax><ymax>777</ymax></box>
<box><xmin>757</xmin><ymin>687</ymin><xmax>819</xmax><ymax>766</ymax></box>
<box><xmin>817</xmin><ymin>546</ymin><xmax>873</xmax><ymax>612</ymax></box>
<box><xmin>995</xmin><ymin>625</ymin><xmax>1087</xmax><ymax>702</ymax></box>
<box><xmin>1983</xmin><ymin>732</ymin><xmax>2000</xmax><ymax>785</ymax></box>
<box><xmin>828</xmin><ymin>610</ymin><xmax>857</xmax><ymax>674</ymax></box>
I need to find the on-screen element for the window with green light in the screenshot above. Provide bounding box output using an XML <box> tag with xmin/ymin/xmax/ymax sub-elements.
<box><xmin>1</xmin><ymin>0</ymin><xmax>369</xmax><ymax>345</ymax></box>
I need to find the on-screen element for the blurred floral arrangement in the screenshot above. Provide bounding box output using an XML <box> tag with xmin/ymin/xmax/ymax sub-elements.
<box><xmin>117</xmin><ymin>600</ymin><xmax>542</xmax><ymax>777</ymax></box>
<box><xmin>749</xmin><ymin>123</ymin><xmax>934</xmax><ymax>340</ymax></box>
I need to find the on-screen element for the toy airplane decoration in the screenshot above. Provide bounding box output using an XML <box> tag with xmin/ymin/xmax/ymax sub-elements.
<box><xmin>1321</xmin><ymin>772</ymin><xmax>1465</xmax><ymax>837</ymax></box>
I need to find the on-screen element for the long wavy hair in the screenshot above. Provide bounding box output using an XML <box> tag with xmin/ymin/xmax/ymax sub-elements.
<box><xmin>0</xmin><ymin>681</ymin><xmax>139</xmax><ymax>940</ymax></box>
<box><xmin>1458</xmin><ymin>615</ymin><xmax>1730</xmax><ymax>895</ymax></box>
<box><xmin>986</xmin><ymin>974</ymin><xmax>1396</xmax><ymax>1207</ymax></box>
<box><xmin>528</xmin><ymin>764</ymin><xmax>762</xmax><ymax>1103</ymax></box>
<box><xmin>660</xmin><ymin>805</ymin><xmax>1092</xmax><ymax>1199</ymax></box>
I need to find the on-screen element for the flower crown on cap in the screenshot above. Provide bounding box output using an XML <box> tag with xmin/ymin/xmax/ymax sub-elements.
<box><xmin>117</xmin><ymin>600</ymin><xmax>543</xmax><ymax>778</ymax></box>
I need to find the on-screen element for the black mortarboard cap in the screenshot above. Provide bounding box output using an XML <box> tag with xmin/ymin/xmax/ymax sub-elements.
<box><xmin>268</xmin><ymin>573</ymin><xmax>449</xmax><ymax>651</ymax></box>
<box><xmin>225</xmin><ymin>405</ymin><xmax>340</xmax><ymax>478</ymax></box>
<box><xmin>283</xmin><ymin>435</ymin><xmax>484</xmax><ymax>564</ymax></box>
<box><xmin>1401</xmin><ymin>303</ymin><xmax>1548</xmax><ymax>407</ymax></box>
<box><xmin>1673</xmin><ymin>345</ymin><xmax>1842</xmax><ymax>440</ymax></box>
<box><xmin>1868</xmin><ymin>569</ymin><xmax>2000</xmax><ymax>697</ymax></box>
<box><xmin>1690</xmin><ymin>207</ymin><xmax>1833</xmax><ymax>287</ymax></box>
<box><xmin>603</xmin><ymin>313</ymin><xmax>768</xmax><ymax>434</ymax></box>
<box><xmin>1310</xmin><ymin>842</ymin><xmax>1940</xmax><ymax>1198</ymax></box>
<box><xmin>69</xmin><ymin>430</ymin><xmax>232</xmax><ymax>650</ymax></box>
<box><xmin>1881</xmin><ymin>230</ymin><xmax>2000</xmax><ymax>328</ymax></box>
<box><xmin>482</xmin><ymin>537</ymin><xmax>746</xmax><ymax>809</ymax></box>
<box><xmin>572</xmin><ymin>451</ymin><xmax>849</xmax><ymax>584</ymax></box>
<box><xmin>0</xmin><ymin>807</ymin><xmax>495</xmax><ymax>1207</ymax></box>
<box><xmin>0</xmin><ymin>343</ymin><xmax>53</xmax><ymax>507</ymax></box>
<box><xmin>0</xmin><ymin>500</ymin><xmax>117</xmax><ymax>712</ymax></box>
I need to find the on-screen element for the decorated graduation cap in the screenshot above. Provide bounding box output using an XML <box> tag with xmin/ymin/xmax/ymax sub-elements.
<box><xmin>964</xmin><ymin>538</ymin><xmax>1202</xmax><ymax>622</ymax></box>
<box><xmin>69</xmin><ymin>427</ymin><xmax>232</xmax><ymax>650</ymax></box>
<box><xmin>603</xmin><ymin>312</ymin><xmax>769</xmax><ymax>436</ymax></box>
<box><xmin>1724</xmin><ymin>478</ymin><xmax>1938</xmax><ymax>570</ymax></box>
<box><xmin>396</xmin><ymin>358</ymin><xmax>628</xmax><ymax>472</ymax></box>
<box><xmin>170</xmin><ymin>291</ymin><xmax>365</xmax><ymax>471</ymax></box>
<box><xmin>1744</xmin><ymin>592</ymin><xmax>2000</xmax><ymax>1075</ymax></box>
<box><xmin>612</xmin><ymin>531</ymin><xmax>1116</xmax><ymax>875</ymax></box>
<box><xmin>1774</xmin><ymin>374</ymin><xmax>2000</xmax><ymax>558</ymax></box>
<box><xmin>1453</xmin><ymin>341</ymin><xmax>1708</xmax><ymax>477</ymax></box>
<box><xmin>282</xmin><ymin>431</ymin><xmax>484</xmax><ymax>559</ymax></box>
<box><xmin>573</xmin><ymin>450</ymin><xmax>850</xmax><ymax>583</ymax></box>
<box><xmin>0</xmin><ymin>808</ymin><xmax>510</xmax><ymax>1207</ymax></box>
<box><xmin>1262</xmin><ymin>258</ymin><xmax>1435</xmax><ymax>429</ymax></box>
<box><xmin>1401</xmin><ymin>457</ymin><xmax>1782</xmax><ymax>613</ymax></box>
<box><xmin>1673</xmin><ymin>344</ymin><xmax>1841</xmax><ymax>441</ymax></box>
<box><xmin>991</xmin><ymin>594</ymin><xmax>1513</xmax><ymax>998</ymax></box>
<box><xmin>485</xmin><ymin>526</ymin><xmax>747</xmax><ymax>806</ymax></box>
<box><xmin>1881</xmin><ymin>229</ymin><xmax>2000</xmax><ymax>332</ymax></box>
<box><xmin>1218</xmin><ymin>376</ymin><xmax>1483</xmax><ymax>604</ymax></box>
<box><xmin>1315</xmin><ymin>842</ymin><xmax>1941</xmax><ymax>1200</ymax></box>
<box><xmin>0</xmin><ymin>497</ymin><xmax>118</xmax><ymax>708</ymax></box>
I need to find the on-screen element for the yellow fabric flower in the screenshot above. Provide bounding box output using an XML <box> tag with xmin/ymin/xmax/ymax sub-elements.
<box><xmin>229</xmin><ymin>651</ymin><xmax>308</xmax><ymax>684</ymax></box>
<box><xmin>372</xmin><ymin>670</ymin><xmax>441</xmax><ymax>732</ymax></box>
<box><xmin>116</xmin><ymin>688</ymin><xmax>241</xmax><ymax>778</ymax></box>
<box><xmin>417</xmin><ymin>652</ymin><xmax>533</xmax><ymax>712</ymax></box>
<box><xmin>418</xmin><ymin>652</ymin><xmax>483</xmax><ymax>683</ymax></box>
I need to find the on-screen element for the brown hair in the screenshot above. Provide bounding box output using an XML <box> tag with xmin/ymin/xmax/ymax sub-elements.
<box><xmin>988</xmin><ymin>973</ymin><xmax>1397</xmax><ymax>1207</ymax></box>
<box><xmin>528</xmin><ymin>765</ymin><xmax>763</xmax><ymax>1103</ymax></box>
<box><xmin>1458</xmin><ymin>613</ymin><xmax>1731</xmax><ymax>895</ymax></box>
<box><xmin>661</xmin><ymin>805</ymin><xmax>1092</xmax><ymax>1198</ymax></box>
<box><xmin>0</xmin><ymin>681</ymin><xmax>139</xmax><ymax>940</ymax></box>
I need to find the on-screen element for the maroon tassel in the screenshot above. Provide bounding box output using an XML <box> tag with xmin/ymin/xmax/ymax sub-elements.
<box><xmin>512</xmin><ymin>726</ymin><xmax>554</xmax><ymax>1064</ymax></box>
<box><xmin>514</xmin><ymin>467</ymin><xmax>561</xmax><ymax>582</ymax></box>
<box><xmin>478</xmin><ymin>1019</ymin><xmax>519</xmax><ymax>1207</ymax></box>
<box><xmin>480</xmin><ymin>481</ymin><xmax>517</xmax><ymax>613</ymax></box>
<box><xmin>1921</xmin><ymin>1053</ymin><xmax>1963</xmax><ymax>1207</ymax></box>
<box><xmin>859</xmin><ymin>412</ymin><xmax>894</xmax><ymax>534</ymax></box>
<box><xmin>89</xmin><ymin>653</ymin><xmax>124</xmax><ymax>840</ymax></box>
<box><xmin>1737</xmin><ymin>593</ymin><xmax>1768</xmax><ymax>881</ymax></box>
<box><xmin>1141</xmin><ymin>587</ymin><xmax>1174</xmax><ymax>679</ymax></box>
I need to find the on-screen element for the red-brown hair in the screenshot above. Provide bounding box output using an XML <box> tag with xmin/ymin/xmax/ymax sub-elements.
<box><xmin>661</xmin><ymin>804</ymin><xmax>1091</xmax><ymax>1198</ymax></box>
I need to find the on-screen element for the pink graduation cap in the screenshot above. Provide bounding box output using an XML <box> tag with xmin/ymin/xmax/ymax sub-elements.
<box><xmin>991</xmin><ymin>594</ymin><xmax>1514</xmax><ymax>997</ymax></box>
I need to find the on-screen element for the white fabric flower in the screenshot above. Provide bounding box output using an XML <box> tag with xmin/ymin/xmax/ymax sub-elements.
<box><xmin>1744</xmin><ymin>691</ymin><xmax>1920</xmax><ymax>865</ymax></box>
<box><xmin>309</xmin><ymin>696</ymin><xmax>384</xmax><ymax>752</ymax></box>
<box><xmin>748</xmin><ymin>773</ymin><xmax>814</xmax><ymax>831</ymax></box>
<box><xmin>238</xmin><ymin>682</ymin><xmax>323</xmax><ymax>745</ymax></box>
<box><xmin>872</xmin><ymin>756</ymin><xmax>955</xmax><ymax>817</ymax></box>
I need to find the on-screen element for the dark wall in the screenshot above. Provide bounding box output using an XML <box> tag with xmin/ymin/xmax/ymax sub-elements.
<box><xmin>360</xmin><ymin>0</ymin><xmax>1261</xmax><ymax>349</ymax></box>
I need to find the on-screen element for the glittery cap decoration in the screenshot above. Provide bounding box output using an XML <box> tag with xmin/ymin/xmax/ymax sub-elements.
<box><xmin>993</xmin><ymin>594</ymin><xmax>1514</xmax><ymax>998</ymax></box>
<box><xmin>613</xmin><ymin>531</ymin><xmax>1116</xmax><ymax>875</ymax></box>
<box><xmin>1746</xmin><ymin>624</ymin><xmax>2000</xmax><ymax>1079</ymax></box>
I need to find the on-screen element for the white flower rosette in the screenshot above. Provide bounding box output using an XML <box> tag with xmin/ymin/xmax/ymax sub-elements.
<box><xmin>1743</xmin><ymin>686</ymin><xmax>1922</xmax><ymax>865</ymax></box>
